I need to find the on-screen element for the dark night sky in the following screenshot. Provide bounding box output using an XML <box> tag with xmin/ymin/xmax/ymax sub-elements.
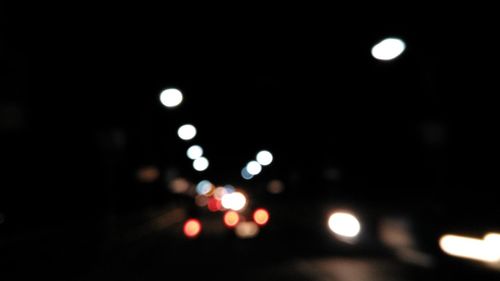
<box><xmin>1</xmin><ymin>6</ymin><xmax>500</xmax><ymax>229</ymax></box>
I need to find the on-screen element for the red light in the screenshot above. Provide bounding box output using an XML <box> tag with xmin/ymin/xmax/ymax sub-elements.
<box><xmin>207</xmin><ymin>197</ymin><xmax>222</xmax><ymax>212</ymax></box>
<box><xmin>253</xmin><ymin>208</ymin><xmax>270</xmax><ymax>226</ymax></box>
<box><xmin>183</xmin><ymin>219</ymin><xmax>202</xmax><ymax>238</ymax></box>
<box><xmin>223</xmin><ymin>211</ymin><xmax>240</xmax><ymax>228</ymax></box>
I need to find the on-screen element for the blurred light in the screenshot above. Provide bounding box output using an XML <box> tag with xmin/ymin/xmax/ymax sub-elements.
<box><xmin>196</xmin><ymin>180</ymin><xmax>213</xmax><ymax>195</ymax></box>
<box><xmin>371</xmin><ymin>37</ymin><xmax>406</xmax><ymax>61</ymax></box>
<box><xmin>235</xmin><ymin>222</ymin><xmax>259</xmax><ymax>239</ymax></box>
<box><xmin>253</xmin><ymin>208</ymin><xmax>270</xmax><ymax>226</ymax></box>
<box><xmin>195</xmin><ymin>195</ymin><xmax>209</xmax><ymax>207</ymax></box>
<box><xmin>256</xmin><ymin>150</ymin><xmax>273</xmax><ymax>166</ymax></box>
<box><xmin>183</xmin><ymin>219</ymin><xmax>202</xmax><ymax>238</ymax></box>
<box><xmin>484</xmin><ymin>233</ymin><xmax>500</xmax><ymax>249</ymax></box>
<box><xmin>169</xmin><ymin>177</ymin><xmax>191</xmax><ymax>193</ymax></box>
<box><xmin>241</xmin><ymin>167</ymin><xmax>253</xmax><ymax>180</ymax></box>
<box><xmin>160</xmin><ymin>88</ymin><xmax>183</xmax><ymax>108</ymax></box>
<box><xmin>246</xmin><ymin>161</ymin><xmax>262</xmax><ymax>175</ymax></box>
<box><xmin>177</xmin><ymin>124</ymin><xmax>197</xmax><ymax>141</ymax></box>
<box><xmin>224</xmin><ymin>185</ymin><xmax>235</xmax><ymax>193</ymax></box>
<box><xmin>439</xmin><ymin>234</ymin><xmax>500</xmax><ymax>262</ymax></box>
<box><xmin>328</xmin><ymin>212</ymin><xmax>361</xmax><ymax>238</ymax></box>
<box><xmin>267</xmin><ymin>180</ymin><xmax>284</xmax><ymax>194</ymax></box>
<box><xmin>136</xmin><ymin>166</ymin><xmax>160</xmax><ymax>183</ymax></box>
<box><xmin>223</xmin><ymin>211</ymin><xmax>240</xmax><ymax>228</ymax></box>
<box><xmin>214</xmin><ymin>186</ymin><xmax>228</xmax><ymax>200</ymax></box>
<box><xmin>221</xmin><ymin>191</ymin><xmax>247</xmax><ymax>211</ymax></box>
<box><xmin>187</xmin><ymin>145</ymin><xmax>203</xmax><ymax>160</ymax></box>
<box><xmin>207</xmin><ymin>197</ymin><xmax>222</xmax><ymax>212</ymax></box>
<box><xmin>193</xmin><ymin>157</ymin><xmax>209</xmax><ymax>171</ymax></box>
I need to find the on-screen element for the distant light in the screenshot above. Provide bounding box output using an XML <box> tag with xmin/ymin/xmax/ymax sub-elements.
<box><xmin>439</xmin><ymin>234</ymin><xmax>500</xmax><ymax>262</ymax></box>
<box><xmin>177</xmin><ymin>124</ymin><xmax>197</xmax><ymax>141</ymax></box>
<box><xmin>214</xmin><ymin>187</ymin><xmax>229</xmax><ymax>200</ymax></box>
<box><xmin>235</xmin><ymin>222</ymin><xmax>259</xmax><ymax>239</ymax></box>
<box><xmin>207</xmin><ymin>197</ymin><xmax>222</xmax><ymax>212</ymax></box>
<box><xmin>224</xmin><ymin>185</ymin><xmax>235</xmax><ymax>193</ymax></box>
<box><xmin>267</xmin><ymin>180</ymin><xmax>285</xmax><ymax>194</ymax></box>
<box><xmin>168</xmin><ymin>177</ymin><xmax>191</xmax><ymax>193</ymax></box>
<box><xmin>187</xmin><ymin>145</ymin><xmax>203</xmax><ymax>160</ymax></box>
<box><xmin>253</xmin><ymin>208</ymin><xmax>270</xmax><ymax>226</ymax></box>
<box><xmin>256</xmin><ymin>150</ymin><xmax>273</xmax><ymax>166</ymax></box>
<box><xmin>193</xmin><ymin>157</ymin><xmax>209</xmax><ymax>172</ymax></box>
<box><xmin>195</xmin><ymin>195</ymin><xmax>209</xmax><ymax>207</ymax></box>
<box><xmin>183</xmin><ymin>219</ymin><xmax>202</xmax><ymax>238</ymax></box>
<box><xmin>160</xmin><ymin>88</ymin><xmax>183</xmax><ymax>108</ymax></box>
<box><xmin>196</xmin><ymin>180</ymin><xmax>213</xmax><ymax>195</ymax></box>
<box><xmin>246</xmin><ymin>161</ymin><xmax>262</xmax><ymax>175</ymax></box>
<box><xmin>221</xmin><ymin>191</ymin><xmax>247</xmax><ymax>211</ymax></box>
<box><xmin>223</xmin><ymin>211</ymin><xmax>240</xmax><ymax>228</ymax></box>
<box><xmin>136</xmin><ymin>166</ymin><xmax>160</xmax><ymax>183</ymax></box>
<box><xmin>241</xmin><ymin>167</ymin><xmax>254</xmax><ymax>180</ymax></box>
<box><xmin>371</xmin><ymin>38</ymin><xmax>406</xmax><ymax>61</ymax></box>
<box><xmin>328</xmin><ymin>212</ymin><xmax>361</xmax><ymax>238</ymax></box>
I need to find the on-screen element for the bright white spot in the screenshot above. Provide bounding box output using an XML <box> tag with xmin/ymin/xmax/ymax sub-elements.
<box><xmin>193</xmin><ymin>157</ymin><xmax>209</xmax><ymax>172</ymax></box>
<box><xmin>177</xmin><ymin>124</ymin><xmax>197</xmax><ymax>141</ymax></box>
<box><xmin>221</xmin><ymin>192</ymin><xmax>247</xmax><ymax>211</ymax></box>
<box><xmin>187</xmin><ymin>145</ymin><xmax>203</xmax><ymax>160</ymax></box>
<box><xmin>235</xmin><ymin>221</ymin><xmax>259</xmax><ymax>239</ymax></box>
<box><xmin>371</xmin><ymin>38</ymin><xmax>406</xmax><ymax>61</ymax></box>
<box><xmin>484</xmin><ymin>233</ymin><xmax>500</xmax><ymax>249</ymax></box>
<box><xmin>246</xmin><ymin>161</ymin><xmax>262</xmax><ymax>175</ymax></box>
<box><xmin>256</xmin><ymin>150</ymin><xmax>273</xmax><ymax>166</ymax></box>
<box><xmin>439</xmin><ymin>234</ymin><xmax>500</xmax><ymax>262</ymax></box>
<box><xmin>160</xmin><ymin>88</ymin><xmax>183</xmax><ymax>108</ymax></box>
<box><xmin>241</xmin><ymin>167</ymin><xmax>253</xmax><ymax>180</ymax></box>
<box><xmin>328</xmin><ymin>212</ymin><xmax>361</xmax><ymax>238</ymax></box>
<box><xmin>196</xmin><ymin>180</ymin><xmax>213</xmax><ymax>195</ymax></box>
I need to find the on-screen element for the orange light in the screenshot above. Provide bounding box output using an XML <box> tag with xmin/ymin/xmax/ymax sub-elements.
<box><xmin>223</xmin><ymin>211</ymin><xmax>240</xmax><ymax>228</ymax></box>
<box><xmin>253</xmin><ymin>208</ymin><xmax>270</xmax><ymax>226</ymax></box>
<box><xmin>183</xmin><ymin>219</ymin><xmax>202</xmax><ymax>238</ymax></box>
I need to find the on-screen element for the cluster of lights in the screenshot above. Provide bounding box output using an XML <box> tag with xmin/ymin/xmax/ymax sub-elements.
<box><xmin>171</xmin><ymin>36</ymin><xmax>407</xmax><ymax>240</ymax></box>
<box><xmin>241</xmin><ymin>150</ymin><xmax>273</xmax><ymax>180</ymax></box>
<box><xmin>160</xmin><ymin>88</ymin><xmax>210</xmax><ymax>172</ymax></box>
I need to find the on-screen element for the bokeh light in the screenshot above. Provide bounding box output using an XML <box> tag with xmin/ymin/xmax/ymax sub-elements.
<box><xmin>253</xmin><ymin>208</ymin><xmax>270</xmax><ymax>226</ymax></box>
<box><xmin>246</xmin><ymin>161</ymin><xmax>262</xmax><ymax>176</ymax></box>
<box><xmin>235</xmin><ymin>222</ymin><xmax>259</xmax><ymax>239</ymax></box>
<box><xmin>207</xmin><ymin>197</ymin><xmax>222</xmax><ymax>212</ymax></box>
<box><xmin>241</xmin><ymin>167</ymin><xmax>253</xmax><ymax>180</ymax></box>
<box><xmin>439</xmin><ymin>234</ymin><xmax>500</xmax><ymax>262</ymax></box>
<box><xmin>187</xmin><ymin>145</ymin><xmax>203</xmax><ymax>160</ymax></box>
<box><xmin>193</xmin><ymin>157</ymin><xmax>209</xmax><ymax>172</ymax></box>
<box><xmin>256</xmin><ymin>150</ymin><xmax>273</xmax><ymax>166</ymax></box>
<box><xmin>223</xmin><ymin>211</ymin><xmax>240</xmax><ymax>228</ymax></box>
<box><xmin>159</xmin><ymin>88</ymin><xmax>183</xmax><ymax>108</ymax></box>
<box><xmin>328</xmin><ymin>211</ymin><xmax>361</xmax><ymax>238</ymax></box>
<box><xmin>177</xmin><ymin>124</ymin><xmax>197</xmax><ymax>141</ymax></box>
<box><xmin>183</xmin><ymin>219</ymin><xmax>202</xmax><ymax>238</ymax></box>
<box><xmin>371</xmin><ymin>37</ymin><xmax>406</xmax><ymax>61</ymax></box>
<box><xmin>168</xmin><ymin>177</ymin><xmax>191</xmax><ymax>193</ymax></box>
<box><xmin>196</xmin><ymin>180</ymin><xmax>213</xmax><ymax>195</ymax></box>
<box><xmin>267</xmin><ymin>180</ymin><xmax>284</xmax><ymax>194</ymax></box>
<box><xmin>136</xmin><ymin>166</ymin><xmax>160</xmax><ymax>183</ymax></box>
<box><xmin>221</xmin><ymin>191</ymin><xmax>247</xmax><ymax>211</ymax></box>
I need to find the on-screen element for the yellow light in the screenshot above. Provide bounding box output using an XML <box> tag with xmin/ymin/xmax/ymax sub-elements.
<box><xmin>223</xmin><ymin>211</ymin><xmax>240</xmax><ymax>228</ymax></box>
